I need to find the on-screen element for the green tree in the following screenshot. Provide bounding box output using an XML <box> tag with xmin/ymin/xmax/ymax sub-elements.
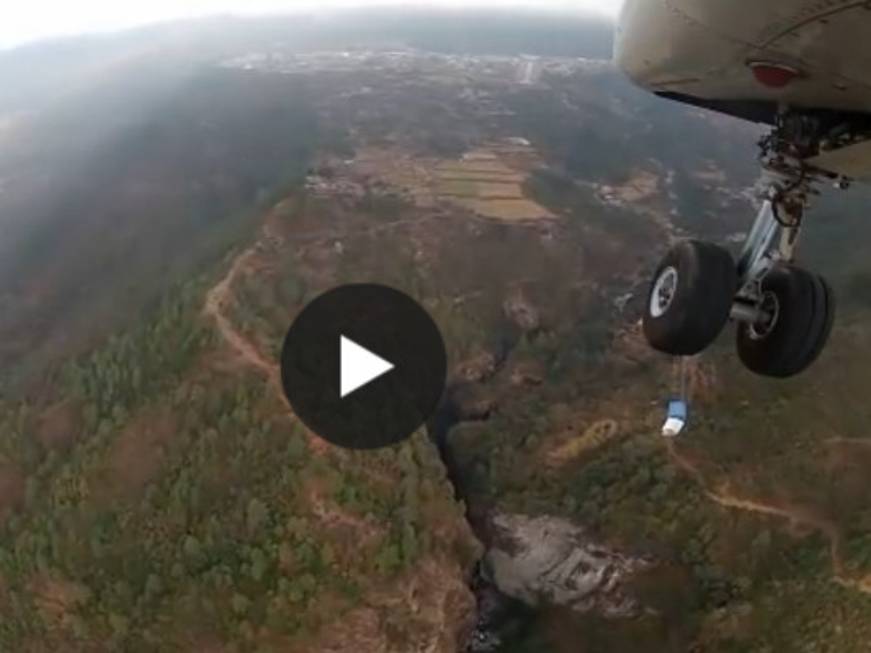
<box><xmin>401</xmin><ymin>523</ymin><xmax>419</xmax><ymax>564</ymax></box>
<box><xmin>109</xmin><ymin>613</ymin><xmax>129</xmax><ymax>639</ymax></box>
<box><xmin>246</xmin><ymin>498</ymin><xmax>269</xmax><ymax>535</ymax></box>
<box><xmin>183</xmin><ymin>535</ymin><xmax>203</xmax><ymax>570</ymax></box>
<box><xmin>375</xmin><ymin>542</ymin><xmax>401</xmax><ymax>574</ymax></box>
<box><xmin>250</xmin><ymin>547</ymin><xmax>268</xmax><ymax>582</ymax></box>
<box><xmin>231</xmin><ymin>593</ymin><xmax>250</xmax><ymax>617</ymax></box>
<box><xmin>144</xmin><ymin>573</ymin><xmax>163</xmax><ymax>600</ymax></box>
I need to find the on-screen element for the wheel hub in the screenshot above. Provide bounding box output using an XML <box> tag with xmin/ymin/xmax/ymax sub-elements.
<box><xmin>650</xmin><ymin>266</ymin><xmax>678</xmax><ymax>318</ymax></box>
<box><xmin>749</xmin><ymin>290</ymin><xmax>780</xmax><ymax>340</ymax></box>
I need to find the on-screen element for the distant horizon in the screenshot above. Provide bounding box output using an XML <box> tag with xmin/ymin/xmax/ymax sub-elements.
<box><xmin>2</xmin><ymin>1</ymin><xmax>621</xmax><ymax>51</ymax></box>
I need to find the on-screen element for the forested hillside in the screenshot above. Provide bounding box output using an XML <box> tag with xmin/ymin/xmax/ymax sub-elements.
<box><xmin>3</xmin><ymin>9</ymin><xmax>871</xmax><ymax>653</ymax></box>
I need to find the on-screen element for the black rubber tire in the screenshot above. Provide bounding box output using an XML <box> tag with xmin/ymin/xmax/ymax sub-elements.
<box><xmin>803</xmin><ymin>275</ymin><xmax>837</xmax><ymax>367</ymax></box>
<box><xmin>643</xmin><ymin>240</ymin><xmax>737</xmax><ymax>356</ymax></box>
<box><xmin>736</xmin><ymin>266</ymin><xmax>836</xmax><ymax>378</ymax></box>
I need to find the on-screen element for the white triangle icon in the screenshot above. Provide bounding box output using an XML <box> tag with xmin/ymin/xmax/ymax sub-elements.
<box><xmin>340</xmin><ymin>335</ymin><xmax>395</xmax><ymax>399</ymax></box>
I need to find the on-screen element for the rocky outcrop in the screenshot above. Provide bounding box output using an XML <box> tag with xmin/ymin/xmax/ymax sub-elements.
<box><xmin>455</xmin><ymin>352</ymin><xmax>498</xmax><ymax>383</ymax></box>
<box><xmin>503</xmin><ymin>292</ymin><xmax>540</xmax><ymax>332</ymax></box>
<box><xmin>485</xmin><ymin>514</ymin><xmax>651</xmax><ymax>618</ymax></box>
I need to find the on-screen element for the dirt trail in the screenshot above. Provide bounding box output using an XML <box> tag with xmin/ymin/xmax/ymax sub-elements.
<box><xmin>308</xmin><ymin>486</ymin><xmax>382</xmax><ymax>542</ymax></box>
<box><xmin>203</xmin><ymin>218</ymin><xmax>328</xmax><ymax>454</ymax></box>
<box><xmin>825</xmin><ymin>437</ymin><xmax>871</xmax><ymax>449</ymax></box>
<box><xmin>665</xmin><ymin>440</ymin><xmax>871</xmax><ymax>596</ymax></box>
<box><xmin>204</xmin><ymin>246</ymin><xmax>279</xmax><ymax>383</ymax></box>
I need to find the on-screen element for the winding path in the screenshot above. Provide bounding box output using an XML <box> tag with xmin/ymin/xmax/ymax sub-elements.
<box><xmin>204</xmin><ymin>246</ymin><xmax>279</xmax><ymax>382</ymax></box>
<box><xmin>202</xmin><ymin>219</ymin><xmax>329</xmax><ymax>453</ymax></box>
<box><xmin>665</xmin><ymin>440</ymin><xmax>871</xmax><ymax>596</ymax></box>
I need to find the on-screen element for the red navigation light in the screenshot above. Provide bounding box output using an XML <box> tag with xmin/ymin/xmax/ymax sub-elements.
<box><xmin>748</xmin><ymin>61</ymin><xmax>801</xmax><ymax>89</ymax></box>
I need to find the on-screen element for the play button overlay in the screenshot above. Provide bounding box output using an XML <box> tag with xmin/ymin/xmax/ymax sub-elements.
<box><xmin>340</xmin><ymin>336</ymin><xmax>394</xmax><ymax>398</ymax></box>
<box><xmin>280</xmin><ymin>284</ymin><xmax>447</xmax><ymax>450</ymax></box>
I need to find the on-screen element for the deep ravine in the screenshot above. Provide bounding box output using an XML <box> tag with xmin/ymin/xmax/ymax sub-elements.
<box><xmin>429</xmin><ymin>349</ymin><xmax>537</xmax><ymax>653</ymax></box>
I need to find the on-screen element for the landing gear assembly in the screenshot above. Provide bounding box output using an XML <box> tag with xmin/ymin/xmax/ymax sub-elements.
<box><xmin>643</xmin><ymin>112</ymin><xmax>845</xmax><ymax>378</ymax></box>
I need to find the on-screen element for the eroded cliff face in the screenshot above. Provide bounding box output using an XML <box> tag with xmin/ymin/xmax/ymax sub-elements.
<box><xmin>311</xmin><ymin>554</ymin><xmax>481</xmax><ymax>653</ymax></box>
<box><xmin>486</xmin><ymin>514</ymin><xmax>650</xmax><ymax>618</ymax></box>
<box><xmin>302</xmin><ymin>445</ymin><xmax>484</xmax><ymax>653</ymax></box>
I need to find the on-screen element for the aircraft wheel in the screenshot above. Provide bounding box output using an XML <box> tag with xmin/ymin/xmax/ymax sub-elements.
<box><xmin>736</xmin><ymin>266</ymin><xmax>835</xmax><ymax>378</ymax></box>
<box><xmin>643</xmin><ymin>240</ymin><xmax>737</xmax><ymax>356</ymax></box>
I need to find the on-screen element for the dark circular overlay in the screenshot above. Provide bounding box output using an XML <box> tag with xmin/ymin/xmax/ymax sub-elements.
<box><xmin>280</xmin><ymin>284</ymin><xmax>447</xmax><ymax>450</ymax></box>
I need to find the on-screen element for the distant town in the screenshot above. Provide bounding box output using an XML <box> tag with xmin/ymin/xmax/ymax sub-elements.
<box><xmin>221</xmin><ymin>48</ymin><xmax>610</xmax><ymax>86</ymax></box>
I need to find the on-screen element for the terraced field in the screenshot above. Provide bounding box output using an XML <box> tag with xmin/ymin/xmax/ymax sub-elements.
<box><xmin>433</xmin><ymin>146</ymin><xmax>554</xmax><ymax>221</ymax></box>
<box><xmin>346</xmin><ymin>142</ymin><xmax>555</xmax><ymax>222</ymax></box>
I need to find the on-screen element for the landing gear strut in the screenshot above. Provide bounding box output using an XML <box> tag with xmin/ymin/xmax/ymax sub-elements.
<box><xmin>643</xmin><ymin>112</ymin><xmax>843</xmax><ymax>378</ymax></box>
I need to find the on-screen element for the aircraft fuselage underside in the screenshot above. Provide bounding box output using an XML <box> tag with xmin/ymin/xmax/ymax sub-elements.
<box><xmin>617</xmin><ymin>1</ymin><xmax>861</xmax><ymax>379</ymax></box>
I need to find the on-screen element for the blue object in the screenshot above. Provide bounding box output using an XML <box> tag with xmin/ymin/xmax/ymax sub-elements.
<box><xmin>662</xmin><ymin>399</ymin><xmax>689</xmax><ymax>437</ymax></box>
<box><xmin>667</xmin><ymin>399</ymin><xmax>688</xmax><ymax>420</ymax></box>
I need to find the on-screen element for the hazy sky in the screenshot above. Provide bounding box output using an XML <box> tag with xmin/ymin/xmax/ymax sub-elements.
<box><xmin>3</xmin><ymin>0</ymin><xmax>622</xmax><ymax>49</ymax></box>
